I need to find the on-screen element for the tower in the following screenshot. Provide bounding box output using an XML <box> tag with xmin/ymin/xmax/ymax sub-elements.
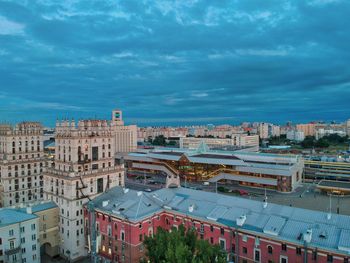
<box><xmin>43</xmin><ymin>119</ymin><xmax>125</xmax><ymax>261</ymax></box>
<box><xmin>112</xmin><ymin>109</ymin><xmax>124</xmax><ymax>126</ymax></box>
<box><xmin>0</xmin><ymin>122</ymin><xmax>45</xmax><ymax>207</ymax></box>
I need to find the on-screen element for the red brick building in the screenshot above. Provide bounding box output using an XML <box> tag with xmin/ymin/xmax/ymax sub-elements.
<box><xmin>84</xmin><ymin>187</ymin><xmax>350</xmax><ymax>263</ymax></box>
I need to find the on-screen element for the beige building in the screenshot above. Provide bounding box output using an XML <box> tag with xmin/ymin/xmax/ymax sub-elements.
<box><xmin>43</xmin><ymin>116</ymin><xmax>125</xmax><ymax>261</ymax></box>
<box><xmin>296</xmin><ymin>123</ymin><xmax>316</xmax><ymax>137</ymax></box>
<box><xmin>258</xmin><ymin>123</ymin><xmax>269</xmax><ymax>139</ymax></box>
<box><xmin>0</xmin><ymin>122</ymin><xmax>45</xmax><ymax>207</ymax></box>
<box><xmin>111</xmin><ymin>109</ymin><xmax>137</xmax><ymax>153</ymax></box>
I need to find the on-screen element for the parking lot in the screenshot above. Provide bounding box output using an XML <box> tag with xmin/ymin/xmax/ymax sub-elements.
<box><xmin>126</xmin><ymin>172</ymin><xmax>350</xmax><ymax>216</ymax></box>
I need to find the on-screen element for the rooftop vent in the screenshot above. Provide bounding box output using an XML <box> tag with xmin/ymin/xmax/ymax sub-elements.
<box><xmin>236</xmin><ymin>215</ymin><xmax>247</xmax><ymax>227</ymax></box>
<box><xmin>319</xmin><ymin>231</ymin><xmax>327</xmax><ymax>239</ymax></box>
<box><xmin>102</xmin><ymin>200</ymin><xmax>109</xmax><ymax>207</ymax></box>
<box><xmin>137</xmin><ymin>191</ymin><xmax>142</xmax><ymax>196</ymax></box>
<box><xmin>327</xmin><ymin>213</ymin><xmax>332</xmax><ymax>220</ymax></box>
<box><xmin>304</xmin><ymin>229</ymin><xmax>312</xmax><ymax>243</ymax></box>
<box><xmin>263</xmin><ymin>200</ymin><xmax>268</xmax><ymax>209</ymax></box>
<box><xmin>26</xmin><ymin>207</ymin><xmax>32</xmax><ymax>214</ymax></box>
<box><xmin>124</xmin><ymin>188</ymin><xmax>129</xmax><ymax>194</ymax></box>
<box><xmin>188</xmin><ymin>204</ymin><xmax>196</xmax><ymax>213</ymax></box>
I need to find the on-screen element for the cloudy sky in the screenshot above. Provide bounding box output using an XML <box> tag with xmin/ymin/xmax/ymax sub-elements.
<box><xmin>0</xmin><ymin>0</ymin><xmax>350</xmax><ymax>126</ymax></box>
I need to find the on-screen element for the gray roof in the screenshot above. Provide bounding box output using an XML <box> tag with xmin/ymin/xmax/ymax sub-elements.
<box><xmin>89</xmin><ymin>186</ymin><xmax>350</xmax><ymax>255</ymax></box>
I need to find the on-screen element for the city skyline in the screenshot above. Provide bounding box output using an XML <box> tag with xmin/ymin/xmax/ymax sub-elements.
<box><xmin>1</xmin><ymin>0</ymin><xmax>350</xmax><ymax>125</ymax></box>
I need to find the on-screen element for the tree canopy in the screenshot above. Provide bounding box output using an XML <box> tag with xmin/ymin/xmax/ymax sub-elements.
<box><xmin>141</xmin><ymin>225</ymin><xmax>227</xmax><ymax>263</ymax></box>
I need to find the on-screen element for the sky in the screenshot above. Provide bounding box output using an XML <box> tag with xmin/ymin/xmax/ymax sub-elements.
<box><xmin>0</xmin><ymin>0</ymin><xmax>350</xmax><ymax>127</ymax></box>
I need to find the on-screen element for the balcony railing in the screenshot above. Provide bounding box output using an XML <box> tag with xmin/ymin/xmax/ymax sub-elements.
<box><xmin>5</xmin><ymin>246</ymin><xmax>21</xmax><ymax>255</ymax></box>
<box><xmin>45</xmin><ymin>166</ymin><xmax>123</xmax><ymax>177</ymax></box>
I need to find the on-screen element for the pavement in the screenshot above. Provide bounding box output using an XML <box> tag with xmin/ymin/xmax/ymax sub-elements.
<box><xmin>125</xmin><ymin>172</ymin><xmax>350</xmax><ymax>216</ymax></box>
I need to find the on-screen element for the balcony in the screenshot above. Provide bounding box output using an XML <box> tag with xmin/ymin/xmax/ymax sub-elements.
<box><xmin>78</xmin><ymin>158</ymin><xmax>91</xmax><ymax>165</ymax></box>
<box><xmin>5</xmin><ymin>246</ymin><xmax>21</xmax><ymax>255</ymax></box>
<box><xmin>45</xmin><ymin>166</ymin><xmax>123</xmax><ymax>178</ymax></box>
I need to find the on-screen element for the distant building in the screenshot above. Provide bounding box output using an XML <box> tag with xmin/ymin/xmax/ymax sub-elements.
<box><xmin>0</xmin><ymin>122</ymin><xmax>45</xmax><ymax>207</ymax></box>
<box><xmin>112</xmin><ymin>110</ymin><xmax>137</xmax><ymax>153</ymax></box>
<box><xmin>85</xmin><ymin>186</ymin><xmax>350</xmax><ymax>263</ymax></box>
<box><xmin>346</xmin><ymin>119</ymin><xmax>350</xmax><ymax>136</ymax></box>
<box><xmin>296</xmin><ymin>123</ymin><xmax>316</xmax><ymax>137</ymax></box>
<box><xmin>316</xmin><ymin>129</ymin><xmax>347</xmax><ymax>140</ymax></box>
<box><xmin>270</xmin><ymin>125</ymin><xmax>281</xmax><ymax>137</ymax></box>
<box><xmin>179</xmin><ymin>135</ymin><xmax>259</xmax><ymax>150</ymax></box>
<box><xmin>258</xmin><ymin>123</ymin><xmax>269</xmax><ymax>139</ymax></box>
<box><xmin>287</xmin><ymin>130</ymin><xmax>305</xmax><ymax>142</ymax></box>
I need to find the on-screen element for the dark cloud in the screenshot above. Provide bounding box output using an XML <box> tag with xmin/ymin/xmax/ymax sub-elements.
<box><xmin>0</xmin><ymin>0</ymin><xmax>350</xmax><ymax>126</ymax></box>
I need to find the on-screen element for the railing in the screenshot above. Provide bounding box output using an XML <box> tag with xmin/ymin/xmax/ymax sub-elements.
<box><xmin>45</xmin><ymin>166</ymin><xmax>122</xmax><ymax>177</ymax></box>
<box><xmin>5</xmin><ymin>246</ymin><xmax>21</xmax><ymax>255</ymax></box>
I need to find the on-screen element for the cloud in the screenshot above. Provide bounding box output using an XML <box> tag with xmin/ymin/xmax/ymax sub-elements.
<box><xmin>0</xmin><ymin>16</ymin><xmax>25</xmax><ymax>35</ymax></box>
<box><xmin>0</xmin><ymin>0</ymin><xmax>350</xmax><ymax>125</ymax></box>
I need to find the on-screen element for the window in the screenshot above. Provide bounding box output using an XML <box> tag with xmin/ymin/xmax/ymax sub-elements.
<box><xmin>281</xmin><ymin>243</ymin><xmax>287</xmax><ymax>251</ymax></box>
<box><xmin>296</xmin><ymin>247</ymin><xmax>302</xmax><ymax>255</ymax></box>
<box><xmin>312</xmin><ymin>251</ymin><xmax>317</xmax><ymax>260</ymax></box>
<box><xmin>139</xmin><ymin>234</ymin><xmax>143</xmax><ymax>242</ymax></box>
<box><xmin>344</xmin><ymin>259</ymin><xmax>349</xmax><ymax>263</ymax></box>
<box><xmin>32</xmin><ymin>234</ymin><xmax>36</xmax><ymax>241</ymax></box>
<box><xmin>280</xmin><ymin>256</ymin><xmax>288</xmax><ymax>263</ymax></box>
<box><xmin>268</xmin><ymin>245</ymin><xmax>273</xmax><ymax>254</ymax></box>
<box><xmin>31</xmin><ymin>224</ymin><xmax>36</xmax><ymax>230</ymax></box>
<box><xmin>219</xmin><ymin>239</ymin><xmax>226</xmax><ymax>250</ymax></box>
<box><xmin>243</xmin><ymin>247</ymin><xmax>247</xmax><ymax>254</ymax></box>
<box><xmin>32</xmin><ymin>244</ymin><xmax>36</xmax><ymax>251</ymax></box>
<box><xmin>9</xmin><ymin>229</ymin><xmax>14</xmax><ymax>236</ymax></box>
<box><xmin>327</xmin><ymin>255</ymin><xmax>333</xmax><ymax>263</ymax></box>
<box><xmin>254</xmin><ymin>249</ymin><xmax>260</xmax><ymax>262</ymax></box>
<box><xmin>10</xmin><ymin>240</ymin><xmax>15</xmax><ymax>249</ymax></box>
<box><xmin>220</xmin><ymin>228</ymin><xmax>224</xmax><ymax>236</ymax></box>
<box><xmin>210</xmin><ymin>225</ymin><xmax>214</xmax><ymax>232</ymax></box>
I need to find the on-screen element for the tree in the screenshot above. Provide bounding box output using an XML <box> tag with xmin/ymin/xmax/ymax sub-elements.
<box><xmin>142</xmin><ymin>225</ymin><xmax>227</xmax><ymax>263</ymax></box>
<box><xmin>152</xmin><ymin>135</ymin><xmax>167</xmax><ymax>146</ymax></box>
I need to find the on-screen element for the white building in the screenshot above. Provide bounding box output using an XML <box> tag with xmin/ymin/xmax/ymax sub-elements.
<box><xmin>286</xmin><ymin>130</ymin><xmax>305</xmax><ymax>142</ymax></box>
<box><xmin>0</xmin><ymin>122</ymin><xmax>45</xmax><ymax>207</ymax></box>
<box><xmin>270</xmin><ymin>125</ymin><xmax>281</xmax><ymax>137</ymax></box>
<box><xmin>346</xmin><ymin>119</ymin><xmax>350</xmax><ymax>136</ymax></box>
<box><xmin>316</xmin><ymin>129</ymin><xmax>347</xmax><ymax>140</ymax></box>
<box><xmin>0</xmin><ymin>207</ymin><xmax>40</xmax><ymax>263</ymax></box>
<box><xmin>179</xmin><ymin>135</ymin><xmax>259</xmax><ymax>150</ymax></box>
<box><xmin>43</xmin><ymin>115</ymin><xmax>125</xmax><ymax>261</ymax></box>
<box><xmin>258</xmin><ymin>123</ymin><xmax>269</xmax><ymax>139</ymax></box>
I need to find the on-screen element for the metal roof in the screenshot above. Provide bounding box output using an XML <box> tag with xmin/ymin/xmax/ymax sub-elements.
<box><xmin>89</xmin><ymin>186</ymin><xmax>350</xmax><ymax>255</ymax></box>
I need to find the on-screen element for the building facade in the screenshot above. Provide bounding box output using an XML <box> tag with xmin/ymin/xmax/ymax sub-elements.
<box><xmin>84</xmin><ymin>187</ymin><xmax>350</xmax><ymax>263</ymax></box>
<box><xmin>179</xmin><ymin>135</ymin><xmax>259</xmax><ymax>150</ymax></box>
<box><xmin>0</xmin><ymin>122</ymin><xmax>45</xmax><ymax>207</ymax></box>
<box><xmin>43</xmin><ymin>118</ymin><xmax>125</xmax><ymax>261</ymax></box>
<box><xmin>296</xmin><ymin>124</ymin><xmax>316</xmax><ymax>137</ymax></box>
<box><xmin>0</xmin><ymin>207</ymin><xmax>40</xmax><ymax>263</ymax></box>
<box><xmin>111</xmin><ymin>110</ymin><xmax>137</xmax><ymax>153</ymax></box>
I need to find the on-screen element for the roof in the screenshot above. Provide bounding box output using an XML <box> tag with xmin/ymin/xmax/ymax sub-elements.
<box><xmin>19</xmin><ymin>201</ymin><xmax>58</xmax><ymax>213</ymax></box>
<box><xmin>90</xmin><ymin>186</ymin><xmax>350</xmax><ymax>255</ymax></box>
<box><xmin>0</xmin><ymin>209</ymin><xmax>37</xmax><ymax>227</ymax></box>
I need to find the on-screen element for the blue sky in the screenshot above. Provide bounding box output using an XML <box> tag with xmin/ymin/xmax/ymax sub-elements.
<box><xmin>0</xmin><ymin>0</ymin><xmax>350</xmax><ymax>126</ymax></box>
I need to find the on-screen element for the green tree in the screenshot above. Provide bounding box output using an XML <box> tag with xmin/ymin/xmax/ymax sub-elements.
<box><xmin>152</xmin><ymin>135</ymin><xmax>167</xmax><ymax>146</ymax></box>
<box><xmin>142</xmin><ymin>225</ymin><xmax>227</xmax><ymax>263</ymax></box>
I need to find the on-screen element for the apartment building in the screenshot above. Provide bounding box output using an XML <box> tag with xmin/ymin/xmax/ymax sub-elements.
<box><xmin>0</xmin><ymin>122</ymin><xmax>45</xmax><ymax>207</ymax></box>
<box><xmin>43</xmin><ymin>117</ymin><xmax>125</xmax><ymax>261</ymax></box>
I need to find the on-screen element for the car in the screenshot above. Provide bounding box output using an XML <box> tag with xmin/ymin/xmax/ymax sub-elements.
<box><xmin>203</xmin><ymin>181</ymin><xmax>210</xmax><ymax>186</ymax></box>
<box><xmin>238</xmin><ymin>189</ymin><xmax>249</xmax><ymax>196</ymax></box>
<box><xmin>144</xmin><ymin>188</ymin><xmax>152</xmax><ymax>192</ymax></box>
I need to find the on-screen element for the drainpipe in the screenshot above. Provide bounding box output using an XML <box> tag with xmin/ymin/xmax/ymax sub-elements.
<box><xmin>235</xmin><ymin>229</ymin><xmax>239</xmax><ymax>263</ymax></box>
<box><xmin>304</xmin><ymin>241</ymin><xmax>308</xmax><ymax>263</ymax></box>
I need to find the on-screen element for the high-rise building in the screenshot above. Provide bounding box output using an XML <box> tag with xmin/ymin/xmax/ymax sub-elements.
<box><xmin>43</xmin><ymin>117</ymin><xmax>125</xmax><ymax>261</ymax></box>
<box><xmin>258</xmin><ymin>123</ymin><xmax>269</xmax><ymax>139</ymax></box>
<box><xmin>112</xmin><ymin>109</ymin><xmax>137</xmax><ymax>153</ymax></box>
<box><xmin>0</xmin><ymin>122</ymin><xmax>45</xmax><ymax>207</ymax></box>
<box><xmin>346</xmin><ymin>119</ymin><xmax>350</xmax><ymax>136</ymax></box>
<box><xmin>296</xmin><ymin>123</ymin><xmax>316</xmax><ymax>137</ymax></box>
